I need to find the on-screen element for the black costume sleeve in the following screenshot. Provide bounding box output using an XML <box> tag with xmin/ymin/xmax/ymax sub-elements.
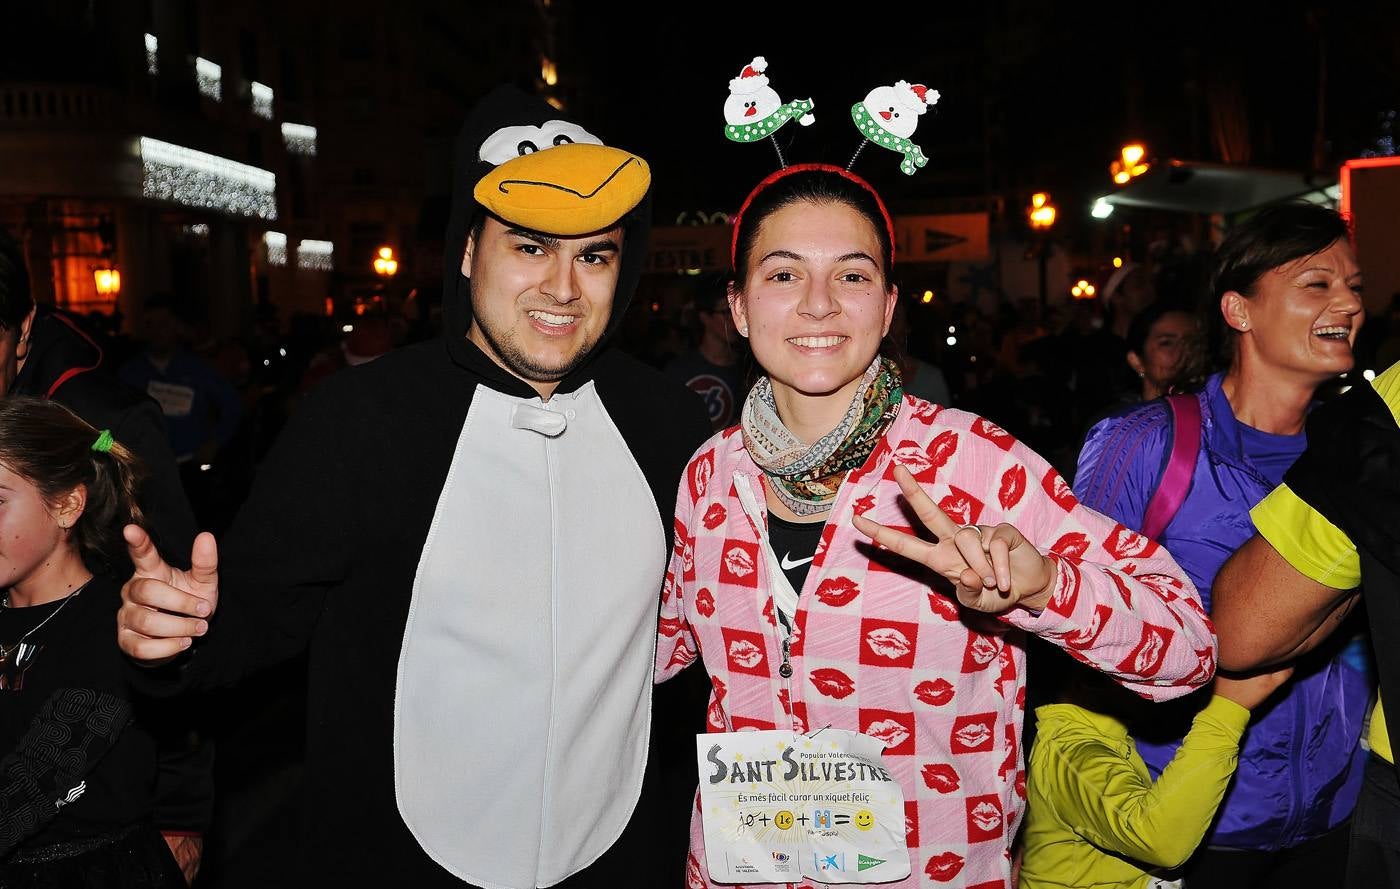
<box><xmin>0</xmin><ymin>689</ymin><xmax>132</xmax><ymax>857</ymax></box>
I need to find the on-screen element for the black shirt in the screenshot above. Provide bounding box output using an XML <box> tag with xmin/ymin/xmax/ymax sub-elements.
<box><xmin>766</xmin><ymin>513</ymin><xmax>826</xmax><ymax>600</ymax></box>
<box><xmin>0</xmin><ymin>576</ymin><xmax>158</xmax><ymax>856</ymax></box>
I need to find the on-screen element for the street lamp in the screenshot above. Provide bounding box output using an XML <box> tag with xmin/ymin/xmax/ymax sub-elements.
<box><xmin>1028</xmin><ymin>192</ymin><xmax>1057</xmax><ymax>309</ymax></box>
<box><xmin>94</xmin><ymin>267</ymin><xmax>121</xmax><ymax>297</ymax></box>
<box><xmin>373</xmin><ymin>246</ymin><xmax>398</xmax><ymax>279</ymax></box>
<box><xmin>1111</xmin><ymin>143</ymin><xmax>1150</xmax><ymax>185</ymax></box>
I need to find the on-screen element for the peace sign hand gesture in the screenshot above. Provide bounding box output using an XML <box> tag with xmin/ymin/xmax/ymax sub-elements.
<box><xmin>852</xmin><ymin>465</ymin><xmax>1056</xmax><ymax>614</ymax></box>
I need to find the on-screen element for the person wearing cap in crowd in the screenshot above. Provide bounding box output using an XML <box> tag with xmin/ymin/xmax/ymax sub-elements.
<box><xmin>114</xmin><ymin>85</ymin><xmax>711</xmax><ymax>888</ymax></box>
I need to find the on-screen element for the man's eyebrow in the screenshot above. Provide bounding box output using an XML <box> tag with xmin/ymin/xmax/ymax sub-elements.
<box><xmin>578</xmin><ymin>238</ymin><xmax>619</xmax><ymax>254</ymax></box>
<box><xmin>504</xmin><ymin>228</ymin><xmax>561</xmax><ymax>250</ymax></box>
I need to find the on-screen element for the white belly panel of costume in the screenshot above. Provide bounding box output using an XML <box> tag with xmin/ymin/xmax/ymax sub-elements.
<box><xmin>395</xmin><ymin>381</ymin><xmax>665</xmax><ymax>889</ymax></box>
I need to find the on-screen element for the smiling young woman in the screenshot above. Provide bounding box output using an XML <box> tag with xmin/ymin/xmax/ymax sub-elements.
<box><xmin>655</xmin><ymin>164</ymin><xmax>1214</xmax><ymax>889</ymax></box>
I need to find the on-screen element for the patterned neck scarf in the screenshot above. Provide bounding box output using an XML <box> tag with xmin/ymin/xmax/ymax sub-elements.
<box><xmin>742</xmin><ymin>357</ymin><xmax>904</xmax><ymax>516</ymax></box>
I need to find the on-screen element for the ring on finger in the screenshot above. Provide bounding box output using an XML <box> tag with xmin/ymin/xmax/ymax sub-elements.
<box><xmin>960</xmin><ymin>524</ymin><xmax>983</xmax><ymax>537</ymax></box>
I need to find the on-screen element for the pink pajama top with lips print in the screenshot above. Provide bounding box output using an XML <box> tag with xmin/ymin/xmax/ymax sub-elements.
<box><xmin>656</xmin><ymin>396</ymin><xmax>1216</xmax><ymax>889</ymax></box>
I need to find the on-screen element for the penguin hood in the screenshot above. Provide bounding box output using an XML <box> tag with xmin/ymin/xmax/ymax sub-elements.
<box><xmin>440</xmin><ymin>85</ymin><xmax>653</xmax><ymax>394</ymax></box>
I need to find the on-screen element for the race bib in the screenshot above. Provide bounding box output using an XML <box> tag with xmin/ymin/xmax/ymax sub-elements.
<box><xmin>697</xmin><ymin>729</ymin><xmax>910</xmax><ymax>884</ymax></box>
<box><xmin>146</xmin><ymin>381</ymin><xmax>195</xmax><ymax>417</ymax></box>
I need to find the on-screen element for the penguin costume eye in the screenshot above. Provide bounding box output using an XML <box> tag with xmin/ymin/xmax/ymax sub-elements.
<box><xmin>479</xmin><ymin>121</ymin><xmax>602</xmax><ymax>165</ymax></box>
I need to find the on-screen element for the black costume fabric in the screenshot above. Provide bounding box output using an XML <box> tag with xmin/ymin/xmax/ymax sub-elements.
<box><xmin>0</xmin><ymin>576</ymin><xmax>183</xmax><ymax>888</ymax></box>
<box><xmin>1284</xmin><ymin>380</ymin><xmax>1400</xmax><ymax>771</ymax></box>
<box><xmin>132</xmin><ymin>86</ymin><xmax>710</xmax><ymax>887</ymax></box>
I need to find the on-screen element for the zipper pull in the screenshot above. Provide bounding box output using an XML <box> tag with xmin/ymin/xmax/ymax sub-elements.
<box><xmin>779</xmin><ymin>636</ymin><xmax>793</xmax><ymax>678</ymax></box>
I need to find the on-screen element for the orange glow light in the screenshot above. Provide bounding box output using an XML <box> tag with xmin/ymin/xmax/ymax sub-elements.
<box><xmin>1121</xmin><ymin>143</ymin><xmax>1146</xmax><ymax>167</ymax></box>
<box><xmin>94</xmin><ymin>268</ymin><xmax>121</xmax><ymax>296</ymax></box>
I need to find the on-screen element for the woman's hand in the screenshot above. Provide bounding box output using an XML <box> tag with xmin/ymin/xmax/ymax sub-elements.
<box><xmin>1213</xmin><ymin>664</ymin><xmax>1295</xmax><ymax>711</ymax></box>
<box><xmin>852</xmin><ymin>465</ymin><xmax>1056</xmax><ymax>614</ymax></box>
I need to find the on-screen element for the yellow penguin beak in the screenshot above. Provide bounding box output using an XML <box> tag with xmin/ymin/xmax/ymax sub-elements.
<box><xmin>474</xmin><ymin>143</ymin><xmax>651</xmax><ymax>235</ymax></box>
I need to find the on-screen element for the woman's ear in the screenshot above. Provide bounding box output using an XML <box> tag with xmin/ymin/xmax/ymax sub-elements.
<box><xmin>728</xmin><ymin>282</ymin><xmax>749</xmax><ymax>337</ymax></box>
<box><xmin>881</xmin><ymin>285</ymin><xmax>899</xmax><ymax>337</ymax></box>
<box><xmin>1126</xmin><ymin>350</ymin><xmax>1147</xmax><ymax>378</ymax></box>
<box><xmin>1221</xmin><ymin>290</ymin><xmax>1251</xmax><ymax>333</ymax></box>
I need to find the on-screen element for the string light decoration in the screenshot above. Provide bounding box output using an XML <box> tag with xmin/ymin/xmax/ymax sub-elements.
<box><xmin>195</xmin><ymin>57</ymin><xmax>222</xmax><ymax>101</ymax></box>
<box><xmin>139</xmin><ymin>136</ymin><xmax>278</xmax><ymax>220</ymax></box>
<box><xmin>263</xmin><ymin>231</ymin><xmax>288</xmax><ymax>266</ymax></box>
<box><xmin>281</xmin><ymin>122</ymin><xmax>317</xmax><ymax>157</ymax></box>
<box><xmin>297</xmin><ymin>239</ymin><xmax>334</xmax><ymax>271</ymax></box>
<box><xmin>251</xmin><ymin>82</ymin><xmax>274</xmax><ymax>120</ymax></box>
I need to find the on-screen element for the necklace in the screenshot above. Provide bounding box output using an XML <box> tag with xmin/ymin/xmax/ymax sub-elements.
<box><xmin>0</xmin><ymin>579</ymin><xmax>92</xmax><ymax>690</ymax></box>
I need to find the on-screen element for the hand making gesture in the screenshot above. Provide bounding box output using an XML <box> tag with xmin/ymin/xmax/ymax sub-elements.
<box><xmin>852</xmin><ymin>465</ymin><xmax>1056</xmax><ymax>614</ymax></box>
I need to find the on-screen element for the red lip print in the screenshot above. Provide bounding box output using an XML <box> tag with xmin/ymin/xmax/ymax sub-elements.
<box><xmin>682</xmin><ymin>539</ymin><xmax>695</xmax><ymax>578</ymax></box>
<box><xmin>938</xmin><ymin>486</ymin><xmax>983</xmax><ymax>526</ymax></box>
<box><xmin>666</xmin><ymin>639</ymin><xmax>695</xmax><ymax>670</ymax></box>
<box><xmin>998</xmin><ymin>464</ymin><xmax>1027</xmax><ymax>510</ymax></box>
<box><xmin>702</xmin><ymin>502</ymin><xmax>727</xmax><ymax>530</ymax></box>
<box><xmin>658</xmin><ymin>615</ymin><xmax>685</xmax><ymax>637</ymax></box>
<box><xmin>1138</xmin><ymin>572</ymin><xmax>1183</xmax><ymax>601</ymax></box>
<box><xmin>761</xmin><ymin>597</ymin><xmax>777</xmax><ymax>627</ymax></box>
<box><xmin>1109</xmin><ymin>571</ymin><xmax>1134</xmax><ymax>608</ymax></box>
<box><xmin>950</xmin><ymin>713</ymin><xmax>996</xmax><ymax>753</ymax></box>
<box><xmin>1104</xmin><ymin>523</ymin><xmax>1158</xmax><ymax>559</ymax></box>
<box><xmin>673</xmin><ymin>519</ymin><xmax>689</xmax><ymax>556</ymax></box>
<box><xmin>1015</xmin><ymin>769</ymin><xmax>1027</xmax><ymax>799</ymax></box>
<box><xmin>1049</xmin><ymin>531</ymin><xmax>1090</xmax><ymax>559</ymax></box>
<box><xmin>810</xmin><ymin>668</ymin><xmax>856</xmax><ymax>699</ymax></box>
<box><xmin>972</xmin><ymin>417</ymin><xmax>1015</xmax><ymax>451</ymax></box>
<box><xmin>961</xmin><ymin>633</ymin><xmax>999</xmax><ymax>673</ymax></box>
<box><xmin>1065</xmin><ymin>604</ymin><xmax>1113</xmax><ymax>650</ymax></box>
<box><xmin>921</xmin><ymin>762</ymin><xmax>961</xmax><ymax>792</ymax></box>
<box><xmin>893</xmin><ymin>440</ymin><xmax>932</xmax><ymax>475</ymax></box>
<box><xmin>925</xmin><ymin>851</ymin><xmax>965</xmax><ymax>882</ymax></box>
<box><xmin>778</xmin><ymin>687</ymin><xmax>791</xmax><ymax>715</ymax></box>
<box><xmin>866</xmin><ymin>627</ymin><xmax>913</xmax><ymax>660</ymax></box>
<box><xmin>928</xmin><ymin>592</ymin><xmax>959</xmax><ymax>621</ymax></box>
<box><xmin>1047</xmin><ymin>558</ymin><xmax>1081</xmax><ymax>617</ymax></box>
<box><xmin>914</xmin><ymin>678</ymin><xmax>955</xmax><ymax>706</ymax></box>
<box><xmin>852</xmin><ymin>494</ymin><xmax>876</xmax><ymax>516</ymax></box>
<box><xmin>695</xmin><ymin>588</ymin><xmax>715</xmax><ymax>618</ymax></box>
<box><xmin>1184</xmin><ymin>644</ymin><xmax>1216</xmax><ymax>687</ymax></box>
<box><xmin>706</xmin><ymin>696</ymin><xmax>726</xmax><ymax>730</ymax></box>
<box><xmin>728</xmin><ymin>639</ymin><xmax>764</xmax><ymax>670</ymax></box>
<box><xmin>723</xmin><ymin>546</ymin><xmax>755</xmax><ymax>578</ymax></box>
<box><xmin>688</xmin><ymin>451</ymin><xmax>714</xmax><ymax>501</ymax></box>
<box><xmin>1041</xmin><ymin>467</ymin><xmax>1078</xmax><ymax>512</ymax></box>
<box><xmin>815</xmin><ymin>576</ymin><xmax>860</xmax><ymax>607</ymax></box>
<box><xmin>926</xmin><ymin>429</ymin><xmax>959</xmax><ymax>472</ymax></box>
<box><xmin>686</xmin><ymin>852</ymin><xmax>705</xmax><ymax>889</ymax></box>
<box><xmin>865</xmin><ymin>718</ymin><xmax>912</xmax><ymax>750</ymax></box>
<box><xmin>966</xmin><ymin>794</ymin><xmax>1004</xmax><ymax>841</ymax></box>
<box><xmin>910</xmin><ymin>399</ymin><xmax>942</xmax><ymax>425</ymax></box>
<box><xmin>1116</xmin><ymin>623</ymin><xmax>1175</xmax><ymax>678</ymax></box>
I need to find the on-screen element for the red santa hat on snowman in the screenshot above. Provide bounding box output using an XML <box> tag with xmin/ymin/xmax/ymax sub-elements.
<box><xmin>893</xmin><ymin>80</ymin><xmax>939</xmax><ymax>115</ymax></box>
<box><xmin>729</xmin><ymin>56</ymin><xmax>770</xmax><ymax>95</ymax></box>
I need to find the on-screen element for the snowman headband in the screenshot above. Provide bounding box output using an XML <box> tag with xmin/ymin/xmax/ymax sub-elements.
<box><xmin>722</xmin><ymin>58</ymin><xmax>939</xmax><ymax>268</ymax></box>
<box><xmin>730</xmin><ymin>164</ymin><xmax>896</xmax><ymax>268</ymax></box>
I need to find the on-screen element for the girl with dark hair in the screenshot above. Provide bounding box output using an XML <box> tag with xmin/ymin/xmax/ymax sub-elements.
<box><xmin>1124</xmin><ymin>301</ymin><xmax>1197</xmax><ymax>402</ymax></box>
<box><xmin>1074</xmin><ymin>202</ymin><xmax>1369</xmax><ymax>887</ymax></box>
<box><xmin>657</xmin><ymin>164</ymin><xmax>1213</xmax><ymax>888</ymax></box>
<box><xmin>0</xmin><ymin>396</ymin><xmax>185</xmax><ymax>888</ymax></box>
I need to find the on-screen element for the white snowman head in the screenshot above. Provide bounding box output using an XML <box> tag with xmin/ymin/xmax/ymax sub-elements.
<box><xmin>861</xmin><ymin>80</ymin><xmax>938</xmax><ymax>140</ymax></box>
<box><xmin>724</xmin><ymin>56</ymin><xmax>783</xmax><ymax>126</ymax></box>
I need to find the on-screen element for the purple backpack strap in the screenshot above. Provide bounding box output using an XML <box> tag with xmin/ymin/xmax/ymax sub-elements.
<box><xmin>1142</xmin><ymin>393</ymin><xmax>1202</xmax><ymax>541</ymax></box>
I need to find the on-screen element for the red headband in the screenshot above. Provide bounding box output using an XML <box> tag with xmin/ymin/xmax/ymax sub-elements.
<box><xmin>729</xmin><ymin>163</ymin><xmax>897</xmax><ymax>270</ymax></box>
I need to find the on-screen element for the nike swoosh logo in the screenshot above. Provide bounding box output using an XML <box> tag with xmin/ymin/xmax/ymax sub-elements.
<box><xmin>780</xmin><ymin>553</ymin><xmax>815</xmax><ymax>570</ymax></box>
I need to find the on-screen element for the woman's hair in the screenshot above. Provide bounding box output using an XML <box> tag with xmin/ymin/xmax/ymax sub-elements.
<box><xmin>730</xmin><ymin>165</ymin><xmax>895</xmax><ymax>287</ymax></box>
<box><xmin>0</xmin><ymin>396</ymin><xmax>145</xmax><ymax>572</ymax></box>
<box><xmin>1204</xmin><ymin>202</ymin><xmax>1351</xmax><ymax>371</ymax></box>
<box><xmin>1124</xmin><ymin>300</ymin><xmax>1191</xmax><ymax>357</ymax></box>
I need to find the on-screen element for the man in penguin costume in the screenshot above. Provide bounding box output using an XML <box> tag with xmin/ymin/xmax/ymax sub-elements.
<box><xmin>116</xmin><ymin>85</ymin><xmax>711</xmax><ymax>888</ymax></box>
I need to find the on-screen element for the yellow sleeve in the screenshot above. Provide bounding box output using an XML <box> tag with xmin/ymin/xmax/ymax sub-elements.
<box><xmin>1044</xmin><ymin>696</ymin><xmax>1250</xmax><ymax>869</ymax></box>
<box><xmin>1251</xmin><ymin>484</ymin><xmax>1361</xmax><ymax>590</ymax></box>
<box><xmin>1370</xmin><ymin>363</ymin><xmax>1400</xmax><ymax>424</ymax></box>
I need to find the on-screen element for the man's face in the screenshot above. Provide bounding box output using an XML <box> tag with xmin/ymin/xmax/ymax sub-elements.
<box><xmin>462</xmin><ymin>216</ymin><xmax>622</xmax><ymax>395</ymax></box>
